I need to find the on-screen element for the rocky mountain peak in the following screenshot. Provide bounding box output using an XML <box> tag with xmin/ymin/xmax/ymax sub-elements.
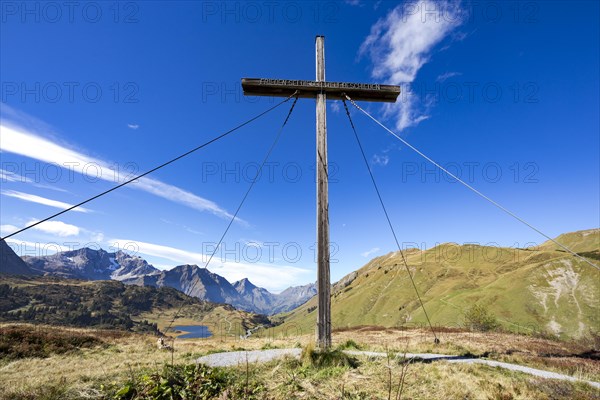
<box><xmin>233</xmin><ymin>278</ymin><xmax>257</xmax><ymax>292</ymax></box>
<box><xmin>0</xmin><ymin>239</ymin><xmax>35</xmax><ymax>275</ymax></box>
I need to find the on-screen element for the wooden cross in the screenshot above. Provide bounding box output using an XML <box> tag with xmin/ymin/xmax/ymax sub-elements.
<box><xmin>242</xmin><ymin>36</ymin><xmax>400</xmax><ymax>349</ymax></box>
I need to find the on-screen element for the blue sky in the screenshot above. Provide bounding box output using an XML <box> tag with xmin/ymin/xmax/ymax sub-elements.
<box><xmin>1</xmin><ymin>1</ymin><xmax>598</xmax><ymax>292</ymax></box>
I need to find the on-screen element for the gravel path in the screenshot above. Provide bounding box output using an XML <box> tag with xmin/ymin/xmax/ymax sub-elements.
<box><xmin>198</xmin><ymin>348</ymin><xmax>302</xmax><ymax>368</ymax></box>
<box><xmin>197</xmin><ymin>349</ymin><xmax>600</xmax><ymax>389</ymax></box>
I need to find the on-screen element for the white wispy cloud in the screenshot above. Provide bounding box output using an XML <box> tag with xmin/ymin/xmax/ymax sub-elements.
<box><xmin>26</xmin><ymin>219</ymin><xmax>80</xmax><ymax>237</ymax></box>
<box><xmin>361</xmin><ymin>247</ymin><xmax>380</xmax><ymax>258</ymax></box>
<box><xmin>0</xmin><ymin>224</ymin><xmax>19</xmax><ymax>236</ymax></box>
<box><xmin>127</xmin><ymin>124</ymin><xmax>139</xmax><ymax>130</ymax></box>
<box><xmin>5</xmin><ymin>239</ymin><xmax>71</xmax><ymax>256</ymax></box>
<box><xmin>436</xmin><ymin>71</ymin><xmax>462</xmax><ymax>82</ymax></box>
<box><xmin>159</xmin><ymin>219</ymin><xmax>203</xmax><ymax>235</ymax></box>
<box><xmin>0</xmin><ymin>169</ymin><xmax>30</xmax><ymax>183</ymax></box>
<box><xmin>0</xmin><ymin>168</ymin><xmax>69</xmax><ymax>193</ymax></box>
<box><xmin>2</xmin><ymin>190</ymin><xmax>91</xmax><ymax>212</ymax></box>
<box><xmin>0</xmin><ymin>122</ymin><xmax>241</xmax><ymax>223</ymax></box>
<box><xmin>346</xmin><ymin>0</ymin><xmax>383</xmax><ymax>8</ymax></box>
<box><xmin>360</xmin><ymin>0</ymin><xmax>464</xmax><ymax>130</ymax></box>
<box><xmin>372</xmin><ymin>154</ymin><xmax>390</xmax><ymax>166</ymax></box>
<box><xmin>112</xmin><ymin>238</ymin><xmax>312</xmax><ymax>292</ymax></box>
<box><xmin>3</xmin><ymin>217</ymin><xmax>102</xmax><ymax>243</ymax></box>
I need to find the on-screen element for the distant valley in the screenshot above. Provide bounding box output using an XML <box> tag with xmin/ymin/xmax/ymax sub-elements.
<box><xmin>0</xmin><ymin>274</ymin><xmax>267</xmax><ymax>336</ymax></box>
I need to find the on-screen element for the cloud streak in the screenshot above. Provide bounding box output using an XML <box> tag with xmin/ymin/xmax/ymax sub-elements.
<box><xmin>360</xmin><ymin>0</ymin><xmax>464</xmax><ymax>130</ymax></box>
<box><xmin>372</xmin><ymin>154</ymin><xmax>389</xmax><ymax>166</ymax></box>
<box><xmin>5</xmin><ymin>239</ymin><xmax>71</xmax><ymax>256</ymax></box>
<box><xmin>0</xmin><ymin>167</ymin><xmax>67</xmax><ymax>192</ymax></box>
<box><xmin>0</xmin><ymin>122</ymin><xmax>241</xmax><ymax>223</ymax></box>
<box><xmin>2</xmin><ymin>190</ymin><xmax>91</xmax><ymax>212</ymax></box>
<box><xmin>361</xmin><ymin>247</ymin><xmax>380</xmax><ymax>258</ymax></box>
<box><xmin>0</xmin><ymin>225</ymin><xmax>19</xmax><ymax>236</ymax></box>
<box><xmin>0</xmin><ymin>169</ymin><xmax>29</xmax><ymax>183</ymax></box>
<box><xmin>436</xmin><ymin>71</ymin><xmax>462</xmax><ymax>82</ymax></box>
<box><xmin>26</xmin><ymin>219</ymin><xmax>81</xmax><ymax>237</ymax></box>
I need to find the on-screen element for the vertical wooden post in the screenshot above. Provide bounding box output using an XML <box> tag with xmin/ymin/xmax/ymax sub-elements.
<box><xmin>315</xmin><ymin>35</ymin><xmax>331</xmax><ymax>350</ymax></box>
<box><xmin>241</xmin><ymin>36</ymin><xmax>400</xmax><ymax>350</ymax></box>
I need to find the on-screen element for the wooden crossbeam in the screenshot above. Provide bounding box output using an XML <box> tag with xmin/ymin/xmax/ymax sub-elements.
<box><xmin>242</xmin><ymin>78</ymin><xmax>400</xmax><ymax>102</ymax></box>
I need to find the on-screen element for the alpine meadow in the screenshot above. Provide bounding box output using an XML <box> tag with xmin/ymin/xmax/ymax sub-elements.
<box><xmin>1</xmin><ymin>1</ymin><xmax>599</xmax><ymax>399</ymax></box>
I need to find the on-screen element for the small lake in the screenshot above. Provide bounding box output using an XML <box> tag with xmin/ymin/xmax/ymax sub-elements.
<box><xmin>173</xmin><ymin>325</ymin><xmax>213</xmax><ymax>339</ymax></box>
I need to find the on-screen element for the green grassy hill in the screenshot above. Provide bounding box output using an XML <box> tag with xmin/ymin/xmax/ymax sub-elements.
<box><xmin>538</xmin><ymin>229</ymin><xmax>599</xmax><ymax>252</ymax></box>
<box><xmin>277</xmin><ymin>229</ymin><xmax>600</xmax><ymax>339</ymax></box>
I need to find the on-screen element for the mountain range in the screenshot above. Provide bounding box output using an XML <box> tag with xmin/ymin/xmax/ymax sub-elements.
<box><xmin>23</xmin><ymin>247</ymin><xmax>160</xmax><ymax>281</ymax></box>
<box><xmin>2</xmin><ymin>228</ymin><xmax>598</xmax><ymax>339</ymax></box>
<box><xmin>0</xmin><ymin>243</ymin><xmax>315</xmax><ymax>315</ymax></box>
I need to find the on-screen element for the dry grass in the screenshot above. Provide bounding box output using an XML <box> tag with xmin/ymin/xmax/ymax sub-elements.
<box><xmin>0</xmin><ymin>323</ymin><xmax>598</xmax><ymax>399</ymax></box>
<box><xmin>234</xmin><ymin>352</ymin><xmax>598</xmax><ymax>399</ymax></box>
<box><xmin>329</xmin><ymin>327</ymin><xmax>600</xmax><ymax>382</ymax></box>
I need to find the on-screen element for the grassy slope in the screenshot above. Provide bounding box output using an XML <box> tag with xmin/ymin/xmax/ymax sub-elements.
<box><xmin>278</xmin><ymin>229</ymin><xmax>600</xmax><ymax>339</ymax></box>
<box><xmin>539</xmin><ymin>228</ymin><xmax>600</xmax><ymax>253</ymax></box>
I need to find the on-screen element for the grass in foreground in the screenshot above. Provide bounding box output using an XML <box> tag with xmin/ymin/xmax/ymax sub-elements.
<box><xmin>1</xmin><ymin>324</ymin><xmax>598</xmax><ymax>399</ymax></box>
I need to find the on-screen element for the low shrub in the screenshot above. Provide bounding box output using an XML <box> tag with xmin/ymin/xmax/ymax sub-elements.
<box><xmin>111</xmin><ymin>364</ymin><xmax>230</xmax><ymax>400</ymax></box>
<box><xmin>301</xmin><ymin>343</ymin><xmax>359</xmax><ymax>369</ymax></box>
<box><xmin>464</xmin><ymin>304</ymin><xmax>499</xmax><ymax>332</ymax></box>
<box><xmin>0</xmin><ymin>325</ymin><xmax>104</xmax><ymax>360</ymax></box>
<box><xmin>337</xmin><ymin>339</ymin><xmax>362</xmax><ymax>350</ymax></box>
